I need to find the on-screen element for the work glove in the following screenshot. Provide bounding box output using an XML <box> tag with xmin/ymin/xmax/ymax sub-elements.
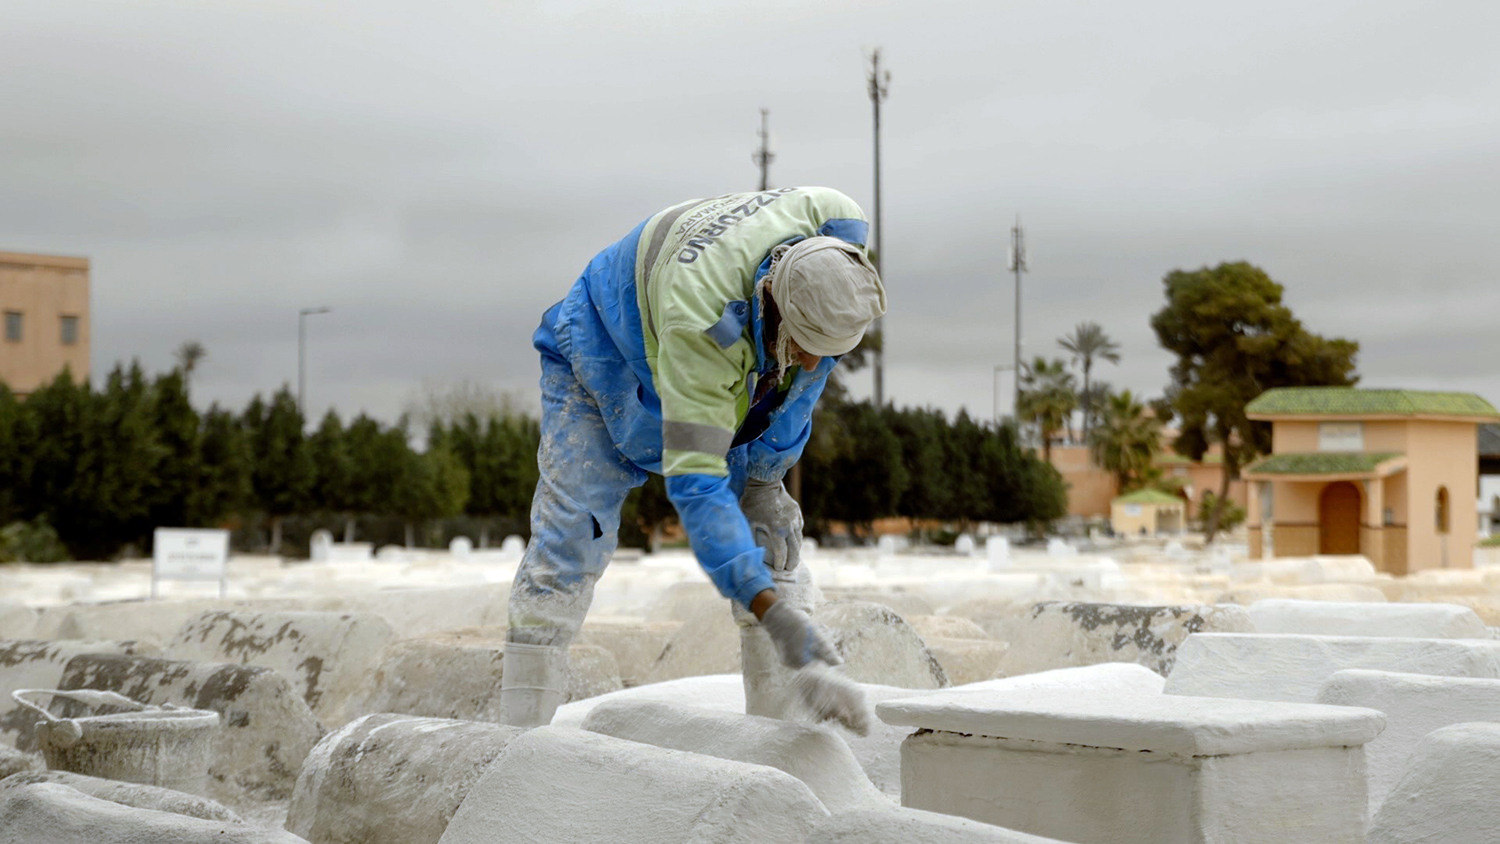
<box><xmin>793</xmin><ymin>663</ymin><xmax>873</xmax><ymax>736</ymax></box>
<box><xmin>760</xmin><ymin>600</ymin><xmax>842</xmax><ymax>670</ymax></box>
<box><xmin>740</xmin><ymin>477</ymin><xmax>803</xmax><ymax>572</ymax></box>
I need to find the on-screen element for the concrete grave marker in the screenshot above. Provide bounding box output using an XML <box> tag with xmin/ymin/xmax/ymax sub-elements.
<box><xmin>879</xmin><ymin>686</ymin><xmax>1383</xmax><ymax>844</ymax></box>
<box><xmin>436</xmin><ymin>727</ymin><xmax>829</xmax><ymax>844</ymax></box>
<box><xmin>1167</xmin><ymin>633</ymin><xmax>1500</xmax><ymax>703</ymax></box>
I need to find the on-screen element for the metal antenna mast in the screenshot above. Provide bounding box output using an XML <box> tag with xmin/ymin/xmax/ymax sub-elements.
<box><xmin>1009</xmin><ymin>216</ymin><xmax>1027</xmax><ymax>422</ymax></box>
<box><xmin>867</xmin><ymin>49</ymin><xmax>890</xmax><ymax>407</ymax></box>
<box><xmin>751</xmin><ymin>108</ymin><xmax>774</xmax><ymax>192</ymax></box>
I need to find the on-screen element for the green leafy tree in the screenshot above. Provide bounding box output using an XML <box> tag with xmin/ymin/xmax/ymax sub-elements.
<box><xmin>1017</xmin><ymin>356</ymin><xmax>1077</xmax><ymax>463</ymax></box>
<box><xmin>309</xmin><ymin>410</ymin><xmax>357</xmax><ymax>537</ymax></box>
<box><xmin>621</xmin><ymin>475</ymin><xmax>677</xmax><ymax>551</ymax></box>
<box><xmin>393</xmin><ymin>444</ymin><xmax>471</xmax><ymax>547</ymax></box>
<box><xmin>942</xmin><ymin>410</ymin><xmax>992</xmax><ymax>528</ymax></box>
<box><xmin>973</xmin><ymin>420</ymin><xmax>1068</xmax><ymax>532</ymax></box>
<box><xmin>442</xmin><ymin>411</ymin><xmax>541</xmax><ymax>546</ymax></box>
<box><xmin>1151</xmin><ymin>261</ymin><xmax>1359</xmax><ymax>542</ymax></box>
<box><xmin>1195</xmin><ymin>491</ymin><xmax>1247</xmax><ymax>534</ymax></box>
<box><xmin>0</xmin><ymin>383</ymin><xmax>23</xmax><ymax>525</ymax></box>
<box><xmin>24</xmin><ymin>365</ymin><xmax>165</xmax><ymax>559</ymax></box>
<box><xmin>1058</xmin><ymin>322</ymin><xmax>1121</xmax><ymax>447</ymax></box>
<box><xmin>1080</xmin><ymin>379</ymin><xmax>1115</xmax><ymax>440</ymax></box>
<box><xmin>1090</xmin><ymin>390</ymin><xmax>1162</xmax><ymax>492</ymax></box>
<box><xmin>0</xmin><ymin>517</ymin><xmax>68</xmax><ymax>563</ymax></box>
<box><xmin>342</xmin><ymin>414</ymin><xmax>398</xmax><ymax>541</ymax></box>
<box><xmin>243</xmin><ymin>388</ymin><xmax>314</xmax><ymax>554</ymax></box>
<box><xmin>174</xmin><ymin>340</ymin><xmax>207</xmax><ymax>392</ymax></box>
<box><xmin>188</xmin><ymin>405</ymin><xmax>251</xmax><ymax>527</ymax></box>
<box><xmin>821</xmin><ymin>401</ymin><xmax>907</xmax><ymax>539</ymax></box>
<box><xmin>888</xmin><ymin>406</ymin><xmax>953</xmax><ymax>526</ymax></box>
<box><xmin>144</xmin><ymin>370</ymin><xmax>201</xmax><ymax>533</ymax></box>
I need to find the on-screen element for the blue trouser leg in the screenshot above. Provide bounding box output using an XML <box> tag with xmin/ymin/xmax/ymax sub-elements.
<box><xmin>508</xmin><ymin>350</ymin><xmax>647</xmax><ymax>647</ymax></box>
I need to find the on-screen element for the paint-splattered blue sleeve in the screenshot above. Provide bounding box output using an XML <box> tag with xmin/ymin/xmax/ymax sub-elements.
<box><xmin>666</xmin><ymin>473</ymin><xmax>775</xmax><ymax>607</ymax></box>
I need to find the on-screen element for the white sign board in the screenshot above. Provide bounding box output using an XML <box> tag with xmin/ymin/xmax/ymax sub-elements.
<box><xmin>153</xmin><ymin>528</ymin><xmax>229</xmax><ymax>598</ymax></box>
<box><xmin>1319</xmin><ymin>422</ymin><xmax>1364</xmax><ymax>452</ymax></box>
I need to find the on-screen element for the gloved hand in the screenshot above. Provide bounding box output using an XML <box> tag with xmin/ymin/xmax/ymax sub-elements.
<box><xmin>740</xmin><ymin>477</ymin><xmax>803</xmax><ymax>572</ymax></box>
<box><xmin>793</xmin><ymin>663</ymin><xmax>873</xmax><ymax>736</ymax></box>
<box><xmin>760</xmin><ymin>600</ymin><xmax>841</xmax><ymax>669</ymax></box>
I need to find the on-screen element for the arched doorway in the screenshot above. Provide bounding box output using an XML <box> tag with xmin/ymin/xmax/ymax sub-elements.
<box><xmin>1320</xmin><ymin>482</ymin><xmax>1362</xmax><ymax>555</ymax></box>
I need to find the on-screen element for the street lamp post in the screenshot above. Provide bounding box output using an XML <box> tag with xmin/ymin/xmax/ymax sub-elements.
<box><xmin>867</xmin><ymin>49</ymin><xmax>890</xmax><ymax>408</ymax></box>
<box><xmin>298</xmin><ymin>307</ymin><xmax>332</xmax><ymax>416</ymax></box>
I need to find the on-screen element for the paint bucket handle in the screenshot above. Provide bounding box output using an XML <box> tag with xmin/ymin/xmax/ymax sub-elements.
<box><xmin>11</xmin><ymin>688</ymin><xmax>152</xmax><ymax>723</ymax></box>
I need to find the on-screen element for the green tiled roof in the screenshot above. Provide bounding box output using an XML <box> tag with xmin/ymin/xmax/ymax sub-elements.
<box><xmin>1114</xmin><ymin>489</ymin><xmax>1185</xmax><ymax>505</ymax></box>
<box><xmin>1156</xmin><ymin>452</ymin><xmax>1223</xmax><ymax>465</ymax></box>
<box><xmin>1247</xmin><ymin>451</ymin><xmax>1402</xmax><ymax>476</ymax></box>
<box><xmin>1247</xmin><ymin>388</ymin><xmax>1499</xmax><ymax>419</ymax></box>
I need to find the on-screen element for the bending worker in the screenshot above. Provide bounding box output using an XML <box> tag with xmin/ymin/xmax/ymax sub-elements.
<box><xmin>500</xmin><ymin>186</ymin><xmax>884</xmax><ymax>731</ymax></box>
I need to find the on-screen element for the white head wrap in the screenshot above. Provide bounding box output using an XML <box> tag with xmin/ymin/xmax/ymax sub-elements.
<box><xmin>757</xmin><ymin>237</ymin><xmax>886</xmax><ymax>374</ymax></box>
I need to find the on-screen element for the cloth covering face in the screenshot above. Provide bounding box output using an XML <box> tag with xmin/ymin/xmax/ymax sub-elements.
<box><xmin>509</xmin><ymin>187</ymin><xmax>871</xmax><ymax>648</ymax></box>
<box><xmin>769</xmin><ymin>237</ymin><xmax>886</xmax><ymax>358</ymax></box>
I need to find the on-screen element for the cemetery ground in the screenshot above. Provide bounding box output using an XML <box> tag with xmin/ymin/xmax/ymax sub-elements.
<box><xmin>4</xmin><ymin>535</ymin><xmax>1500</xmax><ymax>843</ymax></box>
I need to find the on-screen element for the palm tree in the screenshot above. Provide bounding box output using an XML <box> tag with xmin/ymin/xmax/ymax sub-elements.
<box><xmin>1089</xmin><ymin>389</ymin><xmax>1162</xmax><ymax>491</ymax></box>
<box><xmin>1058</xmin><ymin>322</ymin><xmax>1121</xmax><ymax>447</ymax></box>
<box><xmin>1017</xmin><ymin>356</ymin><xmax>1077</xmax><ymax>463</ymax></box>
<box><xmin>174</xmin><ymin>341</ymin><xmax>207</xmax><ymax>391</ymax></box>
<box><xmin>1082</xmin><ymin>379</ymin><xmax>1114</xmax><ymax>437</ymax></box>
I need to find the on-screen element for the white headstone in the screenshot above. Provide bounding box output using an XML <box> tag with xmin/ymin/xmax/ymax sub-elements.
<box><xmin>500</xmin><ymin>535</ymin><xmax>527</xmax><ymax>559</ymax></box>
<box><xmin>801</xmin><ymin>537</ymin><xmax>818</xmax><ymax>558</ymax></box>
<box><xmin>309</xmin><ymin>529</ymin><xmax>334</xmax><ymax>562</ymax></box>
<box><xmin>449</xmin><ymin>536</ymin><xmax>473</xmax><ymax>557</ymax></box>
<box><xmin>878</xmin><ymin>536</ymin><xmax>898</xmax><ymax>558</ymax></box>
<box><xmin>1165</xmin><ymin>541</ymin><xmax>1187</xmax><ymax>560</ymax></box>
<box><xmin>955</xmin><ymin>535</ymin><xmax>976</xmax><ymax>557</ymax></box>
<box><xmin>985</xmin><ymin>537</ymin><xmax>1010</xmax><ymax>571</ymax></box>
<box><xmin>1046</xmin><ymin>538</ymin><xmax>1076</xmax><ymax>557</ymax></box>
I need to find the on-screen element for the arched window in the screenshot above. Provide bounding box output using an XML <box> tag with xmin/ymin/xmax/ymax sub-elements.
<box><xmin>1436</xmin><ymin>487</ymin><xmax>1450</xmax><ymax>534</ymax></box>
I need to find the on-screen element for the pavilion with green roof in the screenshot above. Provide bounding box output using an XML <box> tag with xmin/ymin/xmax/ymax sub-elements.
<box><xmin>1242</xmin><ymin>387</ymin><xmax>1500</xmax><ymax>575</ymax></box>
<box><xmin>1111</xmin><ymin>488</ymin><xmax>1186</xmax><ymax>536</ymax></box>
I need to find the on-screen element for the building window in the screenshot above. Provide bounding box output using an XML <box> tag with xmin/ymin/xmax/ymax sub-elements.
<box><xmin>1318</xmin><ymin>422</ymin><xmax>1364</xmax><ymax>452</ymax></box>
<box><xmin>3</xmin><ymin>311</ymin><xmax>20</xmax><ymax>342</ymax></box>
<box><xmin>1436</xmin><ymin>487</ymin><xmax>1450</xmax><ymax>534</ymax></box>
<box><xmin>60</xmin><ymin>315</ymin><xmax>78</xmax><ymax>346</ymax></box>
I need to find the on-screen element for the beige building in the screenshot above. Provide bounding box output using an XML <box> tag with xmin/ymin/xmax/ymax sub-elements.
<box><xmin>1050</xmin><ymin>442</ymin><xmax>1246</xmax><ymax>521</ymax></box>
<box><xmin>0</xmin><ymin>251</ymin><xmax>90</xmax><ymax>397</ymax></box>
<box><xmin>1244</xmin><ymin>387</ymin><xmax>1500</xmax><ymax>575</ymax></box>
<box><xmin>1111</xmin><ymin>488</ymin><xmax>1186</xmax><ymax>536</ymax></box>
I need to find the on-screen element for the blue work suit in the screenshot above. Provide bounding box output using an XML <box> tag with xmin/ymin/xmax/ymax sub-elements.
<box><xmin>508</xmin><ymin>219</ymin><xmax>848</xmax><ymax>647</ymax></box>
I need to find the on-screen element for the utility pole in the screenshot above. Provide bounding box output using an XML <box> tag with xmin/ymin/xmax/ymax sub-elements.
<box><xmin>751</xmin><ymin>107</ymin><xmax>800</xmax><ymax>501</ymax></box>
<box><xmin>751</xmin><ymin>108</ymin><xmax>774</xmax><ymax>192</ymax></box>
<box><xmin>1009</xmin><ymin>217</ymin><xmax>1027</xmax><ymax>423</ymax></box>
<box><xmin>298</xmin><ymin>306</ymin><xmax>332</xmax><ymax>418</ymax></box>
<box><xmin>867</xmin><ymin>49</ymin><xmax>890</xmax><ymax>408</ymax></box>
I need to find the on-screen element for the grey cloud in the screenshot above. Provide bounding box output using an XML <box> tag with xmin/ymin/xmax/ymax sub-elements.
<box><xmin>3</xmin><ymin>0</ymin><xmax>1498</xmax><ymax>424</ymax></box>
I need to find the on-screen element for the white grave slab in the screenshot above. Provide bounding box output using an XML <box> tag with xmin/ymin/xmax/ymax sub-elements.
<box><xmin>879</xmin><ymin>686</ymin><xmax>1383</xmax><ymax>844</ymax></box>
<box><xmin>1166</xmin><ymin>633</ymin><xmax>1500</xmax><ymax>703</ymax></box>
<box><xmin>1318</xmin><ymin>669</ymin><xmax>1500</xmax><ymax>816</ymax></box>
<box><xmin>1249</xmin><ymin>600</ymin><xmax>1488</xmax><ymax>639</ymax></box>
<box><xmin>807</xmin><ymin>807</ymin><xmax>1067</xmax><ymax>843</ymax></box>
<box><xmin>436</xmin><ymin>727</ymin><xmax>828</xmax><ymax>844</ymax></box>
<box><xmin>1368</xmin><ymin>722</ymin><xmax>1500</xmax><ymax>844</ymax></box>
<box><xmin>581</xmin><ymin>700</ymin><xmax>884</xmax><ymax>812</ymax></box>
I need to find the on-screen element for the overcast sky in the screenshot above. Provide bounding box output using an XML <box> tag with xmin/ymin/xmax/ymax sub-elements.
<box><xmin>3</xmin><ymin>0</ymin><xmax>1498</xmax><ymax>424</ymax></box>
